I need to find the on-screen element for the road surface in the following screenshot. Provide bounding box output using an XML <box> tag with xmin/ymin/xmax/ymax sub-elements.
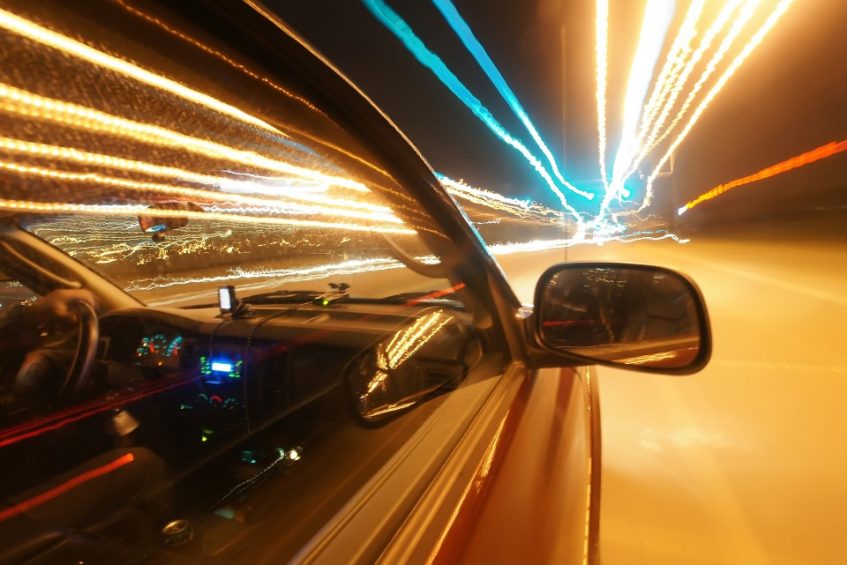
<box><xmin>495</xmin><ymin>231</ymin><xmax>847</xmax><ymax>564</ymax></box>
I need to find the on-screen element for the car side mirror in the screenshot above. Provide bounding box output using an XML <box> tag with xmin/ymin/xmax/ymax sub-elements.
<box><xmin>532</xmin><ymin>262</ymin><xmax>711</xmax><ymax>374</ymax></box>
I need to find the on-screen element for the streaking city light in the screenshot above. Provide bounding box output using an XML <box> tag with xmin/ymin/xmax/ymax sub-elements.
<box><xmin>112</xmin><ymin>0</ymin><xmax>324</xmax><ymax>116</ymax></box>
<box><xmin>438</xmin><ymin>174</ymin><xmax>568</xmax><ymax>224</ymax></box>
<box><xmin>641</xmin><ymin>0</ymin><xmax>758</xmax><ymax>161</ymax></box>
<box><xmin>635</xmin><ymin>0</ymin><xmax>705</xmax><ymax>151</ymax></box>
<box><xmin>0</xmin><ymin>198</ymin><xmax>415</xmax><ymax>235</ymax></box>
<box><xmin>0</xmin><ymin>7</ymin><xmax>283</xmax><ymax>135</ymax></box>
<box><xmin>640</xmin><ymin>0</ymin><xmax>795</xmax><ymax>213</ymax></box>
<box><xmin>595</xmin><ymin>0</ymin><xmax>609</xmax><ymax>188</ymax></box>
<box><xmin>0</xmin><ymin>83</ymin><xmax>369</xmax><ymax>192</ymax></box>
<box><xmin>679</xmin><ymin>140</ymin><xmax>847</xmax><ymax>215</ymax></box>
<box><xmin>605</xmin><ymin>0</ymin><xmax>675</xmax><ymax>208</ymax></box>
<box><xmin>361</xmin><ymin>0</ymin><xmax>586</xmax><ymax>221</ymax></box>
<box><xmin>624</xmin><ymin>0</ymin><xmax>742</xmax><ymax>183</ymax></box>
<box><xmin>431</xmin><ymin>0</ymin><xmax>592</xmax><ymax>201</ymax></box>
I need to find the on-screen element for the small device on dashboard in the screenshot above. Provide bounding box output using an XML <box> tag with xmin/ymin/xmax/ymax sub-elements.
<box><xmin>218</xmin><ymin>286</ymin><xmax>236</xmax><ymax>315</ymax></box>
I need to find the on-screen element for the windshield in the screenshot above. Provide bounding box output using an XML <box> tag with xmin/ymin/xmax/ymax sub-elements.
<box><xmin>2</xmin><ymin>1</ymin><xmax>449</xmax><ymax>308</ymax></box>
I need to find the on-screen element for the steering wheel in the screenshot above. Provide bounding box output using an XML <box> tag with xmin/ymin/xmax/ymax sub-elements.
<box><xmin>55</xmin><ymin>300</ymin><xmax>99</xmax><ymax>403</ymax></box>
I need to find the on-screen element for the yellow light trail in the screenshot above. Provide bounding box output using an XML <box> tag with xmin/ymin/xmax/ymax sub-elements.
<box><xmin>0</xmin><ymin>137</ymin><xmax>393</xmax><ymax>216</ymax></box>
<box><xmin>601</xmin><ymin>0</ymin><xmax>675</xmax><ymax>221</ymax></box>
<box><xmin>0</xmin><ymin>198</ymin><xmax>415</xmax><ymax>235</ymax></box>
<box><xmin>595</xmin><ymin>0</ymin><xmax>609</xmax><ymax>187</ymax></box>
<box><xmin>113</xmin><ymin>0</ymin><xmax>397</xmax><ymax>179</ymax></box>
<box><xmin>640</xmin><ymin>0</ymin><xmax>759</xmax><ymax>161</ymax></box>
<box><xmin>113</xmin><ymin>0</ymin><xmax>323</xmax><ymax>116</ymax></box>
<box><xmin>631</xmin><ymin>0</ymin><xmax>705</xmax><ymax>171</ymax></box>
<box><xmin>0</xmin><ymin>160</ymin><xmax>402</xmax><ymax>224</ymax></box>
<box><xmin>679</xmin><ymin>140</ymin><xmax>847</xmax><ymax>214</ymax></box>
<box><xmin>640</xmin><ymin>0</ymin><xmax>794</xmax><ymax>212</ymax></box>
<box><xmin>0</xmin><ymin>8</ymin><xmax>284</xmax><ymax>135</ymax></box>
<box><xmin>623</xmin><ymin>0</ymin><xmax>743</xmax><ymax>183</ymax></box>
<box><xmin>0</xmin><ymin>83</ymin><xmax>370</xmax><ymax>192</ymax></box>
<box><xmin>384</xmin><ymin>310</ymin><xmax>454</xmax><ymax>369</ymax></box>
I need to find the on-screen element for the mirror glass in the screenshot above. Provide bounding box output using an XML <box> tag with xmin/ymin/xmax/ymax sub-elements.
<box><xmin>343</xmin><ymin>309</ymin><xmax>469</xmax><ymax>425</ymax></box>
<box><xmin>538</xmin><ymin>265</ymin><xmax>705</xmax><ymax>370</ymax></box>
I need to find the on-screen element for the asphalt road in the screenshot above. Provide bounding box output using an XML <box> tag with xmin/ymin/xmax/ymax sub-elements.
<box><xmin>494</xmin><ymin>231</ymin><xmax>847</xmax><ymax>564</ymax></box>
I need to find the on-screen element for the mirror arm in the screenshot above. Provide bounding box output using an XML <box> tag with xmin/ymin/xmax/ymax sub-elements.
<box><xmin>523</xmin><ymin>313</ymin><xmax>586</xmax><ymax>369</ymax></box>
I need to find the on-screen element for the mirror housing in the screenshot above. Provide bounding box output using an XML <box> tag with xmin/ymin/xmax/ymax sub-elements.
<box><xmin>528</xmin><ymin>262</ymin><xmax>711</xmax><ymax>375</ymax></box>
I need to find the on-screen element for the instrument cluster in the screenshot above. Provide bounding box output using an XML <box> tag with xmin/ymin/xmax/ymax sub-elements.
<box><xmin>134</xmin><ymin>332</ymin><xmax>185</xmax><ymax>369</ymax></box>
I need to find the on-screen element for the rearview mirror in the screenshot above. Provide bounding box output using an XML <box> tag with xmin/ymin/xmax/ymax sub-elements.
<box><xmin>534</xmin><ymin>263</ymin><xmax>710</xmax><ymax>374</ymax></box>
<box><xmin>138</xmin><ymin>201</ymin><xmax>202</xmax><ymax>241</ymax></box>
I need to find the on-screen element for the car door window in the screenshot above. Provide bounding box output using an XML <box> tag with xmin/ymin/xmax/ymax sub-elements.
<box><xmin>0</xmin><ymin>1</ymin><xmax>508</xmax><ymax>561</ymax></box>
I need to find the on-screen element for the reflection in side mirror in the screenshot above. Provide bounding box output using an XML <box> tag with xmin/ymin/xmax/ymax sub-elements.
<box><xmin>342</xmin><ymin>310</ymin><xmax>469</xmax><ymax>425</ymax></box>
<box><xmin>138</xmin><ymin>201</ymin><xmax>202</xmax><ymax>241</ymax></box>
<box><xmin>535</xmin><ymin>263</ymin><xmax>710</xmax><ymax>374</ymax></box>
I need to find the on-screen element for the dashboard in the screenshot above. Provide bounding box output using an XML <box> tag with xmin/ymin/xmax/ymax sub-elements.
<box><xmin>95</xmin><ymin>301</ymin><xmax>482</xmax><ymax>459</ymax></box>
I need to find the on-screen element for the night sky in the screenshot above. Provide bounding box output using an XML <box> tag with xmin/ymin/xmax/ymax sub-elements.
<box><xmin>271</xmin><ymin>0</ymin><xmax>847</xmax><ymax>229</ymax></box>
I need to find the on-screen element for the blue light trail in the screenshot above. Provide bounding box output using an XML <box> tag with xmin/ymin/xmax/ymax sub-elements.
<box><xmin>361</xmin><ymin>0</ymin><xmax>586</xmax><ymax>221</ymax></box>
<box><xmin>431</xmin><ymin>0</ymin><xmax>593</xmax><ymax>201</ymax></box>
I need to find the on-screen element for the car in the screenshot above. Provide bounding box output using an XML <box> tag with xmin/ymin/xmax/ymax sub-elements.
<box><xmin>0</xmin><ymin>1</ymin><xmax>711</xmax><ymax>562</ymax></box>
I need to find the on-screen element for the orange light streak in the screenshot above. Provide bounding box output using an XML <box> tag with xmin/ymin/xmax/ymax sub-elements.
<box><xmin>680</xmin><ymin>140</ymin><xmax>847</xmax><ymax>214</ymax></box>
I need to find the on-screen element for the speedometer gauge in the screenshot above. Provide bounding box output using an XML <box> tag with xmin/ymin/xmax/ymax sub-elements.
<box><xmin>135</xmin><ymin>333</ymin><xmax>184</xmax><ymax>367</ymax></box>
<box><xmin>136</xmin><ymin>333</ymin><xmax>169</xmax><ymax>360</ymax></box>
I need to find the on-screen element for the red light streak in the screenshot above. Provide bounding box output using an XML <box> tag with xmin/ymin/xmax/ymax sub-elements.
<box><xmin>405</xmin><ymin>282</ymin><xmax>466</xmax><ymax>305</ymax></box>
<box><xmin>680</xmin><ymin>140</ymin><xmax>847</xmax><ymax>213</ymax></box>
<box><xmin>0</xmin><ymin>375</ymin><xmax>200</xmax><ymax>449</ymax></box>
<box><xmin>0</xmin><ymin>453</ymin><xmax>135</xmax><ymax>522</ymax></box>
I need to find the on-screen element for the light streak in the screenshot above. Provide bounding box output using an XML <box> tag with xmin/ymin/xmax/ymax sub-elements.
<box><xmin>0</xmin><ymin>159</ymin><xmax>400</xmax><ymax>224</ymax></box>
<box><xmin>0</xmin><ymin>7</ymin><xmax>284</xmax><ymax>135</ymax></box>
<box><xmin>384</xmin><ymin>310</ymin><xmax>454</xmax><ymax>369</ymax></box>
<box><xmin>642</xmin><ymin>0</ymin><xmax>759</xmax><ymax>160</ymax></box>
<box><xmin>214</xmin><ymin>450</ymin><xmax>286</xmax><ymax>508</ymax></box>
<box><xmin>595</xmin><ymin>0</ymin><xmax>609</xmax><ymax>188</ymax></box>
<box><xmin>431</xmin><ymin>0</ymin><xmax>592</xmax><ymax>200</ymax></box>
<box><xmin>632</xmin><ymin>0</ymin><xmax>706</xmax><ymax>168</ymax></box>
<box><xmin>641</xmin><ymin>0</ymin><xmax>794</xmax><ymax>212</ymax></box>
<box><xmin>125</xmin><ymin>256</ymin><xmax>408</xmax><ymax>293</ymax></box>
<box><xmin>624</xmin><ymin>0</ymin><xmax>742</xmax><ymax>183</ymax></box>
<box><xmin>113</xmin><ymin>0</ymin><xmax>323</xmax><ymax>115</ymax></box>
<box><xmin>679</xmin><ymin>140</ymin><xmax>847</xmax><ymax>215</ymax></box>
<box><xmin>361</xmin><ymin>0</ymin><xmax>586</xmax><ymax>220</ymax></box>
<box><xmin>0</xmin><ymin>198</ymin><xmax>415</xmax><ymax>235</ymax></box>
<box><xmin>606</xmin><ymin>0</ymin><xmax>676</xmax><ymax>205</ymax></box>
<box><xmin>0</xmin><ymin>454</ymin><xmax>136</xmax><ymax>522</ymax></box>
<box><xmin>438</xmin><ymin>175</ymin><xmax>567</xmax><ymax>223</ymax></box>
<box><xmin>0</xmin><ymin>83</ymin><xmax>369</xmax><ymax>192</ymax></box>
<box><xmin>365</xmin><ymin>310</ymin><xmax>454</xmax><ymax>396</ymax></box>
<box><xmin>114</xmin><ymin>0</ymin><xmax>394</xmax><ymax>177</ymax></box>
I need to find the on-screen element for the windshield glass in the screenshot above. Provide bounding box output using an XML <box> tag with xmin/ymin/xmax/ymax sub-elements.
<box><xmin>2</xmin><ymin>1</ymin><xmax>448</xmax><ymax>308</ymax></box>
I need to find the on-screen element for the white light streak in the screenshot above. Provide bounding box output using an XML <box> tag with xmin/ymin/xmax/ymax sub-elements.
<box><xmin>640</xmin><ymin>0</ymin><xmax>794</xmax><ymax>212</ymax></box>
